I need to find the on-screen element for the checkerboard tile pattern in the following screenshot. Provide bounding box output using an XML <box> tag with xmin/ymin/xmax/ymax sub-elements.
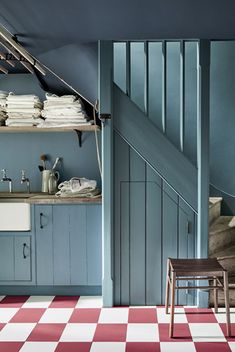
<box><xmin>0</xmin><ymin>296</ymin><xmax>233</xmax><ymax>351</ymax></box>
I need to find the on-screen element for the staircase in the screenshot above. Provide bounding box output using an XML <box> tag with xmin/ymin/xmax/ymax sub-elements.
<box><xmin>209</xmin><ymin>197</ymin><xmax>235</xmax><ymax>306</ymax></box>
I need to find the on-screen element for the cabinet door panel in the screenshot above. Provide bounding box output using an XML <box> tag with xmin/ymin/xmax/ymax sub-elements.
<box><xmin>87</xmin><ymin>205</ymin><xmax>102</xmax><ymax>285</ymax></box>
<box><xmin>0</xmin><ymin>236</ymin><xmax>14</xmax><ymax>280</ymax></box>
<box><xmin>70</xmin><ymin>205</ymin><xmax>87</xmax><ymax>285</ymax></box>
<box><xmin>35</xmin><ymin>206</ymin><xmax>53</xmax><ymax>285</ymax></box>
<box><xmin>15</xmin><ymin>236</ymin><xmax>31</xmax><ymax>281</ymax></box>
<box><xmin>53</xmin><ymin>206</ymin><xmax>70</xmax><ymax>285</ymax></box>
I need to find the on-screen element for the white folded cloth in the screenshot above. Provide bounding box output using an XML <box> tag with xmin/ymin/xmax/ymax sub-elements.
<box><xmin>6</xmin><ymin>119</ymin><xmax>42</xmax><ymax>126</ymax></box>
<box><xmin>6</xmin><ymin>108</ymin><xmax>41</xmax><ymax>114</ymax></box>
<box><xmin>37</xmin><ymin>120</ymin><xmax>93</xmax><ymax>128</ymax></box>
<box><xmin>41</xmin><ymin>108</ymin><xmax>84</xmax><ymax>117</ymax></box>
<box><xmin>43</xmin><ymin>101</ymin><xmax>83</xmax><ymax>109</ymax></box>
<box><xmin>55</xmin><ymin>177</ymin><xmax>100</xmax><ymax>198</ymax></box>
<box><xmin>7</xmin><ymin>93</ymin><xmax>40</xmax><ymax>102</ymax></box>
<box><xmin>7</xmin><ymin>102</ymin><xmax>42</xmax><ymax>109</ymax></box>
<box><xmin>45</xmin><ymin>93</ymin><xmax>77</xmax><ymax>103</ymax></box>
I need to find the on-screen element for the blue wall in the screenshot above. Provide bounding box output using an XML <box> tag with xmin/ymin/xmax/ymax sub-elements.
<box><xmin>0</xmin><ymin>74</ymin><xmax>101</xmax><ymax>192</ymax></box>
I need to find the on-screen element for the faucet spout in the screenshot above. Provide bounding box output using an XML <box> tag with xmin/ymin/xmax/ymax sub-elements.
<box><xmin>1</xmin><ymin>169</ymin><xmax>12</xmax><ymax>193</ymax></box>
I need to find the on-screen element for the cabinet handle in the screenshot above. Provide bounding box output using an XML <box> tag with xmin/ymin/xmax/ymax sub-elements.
<box><xmin>40</xmin><ymin>212</ymin><xmax>44</xmax><ymax>229</ymax></box>
<box><xmin>23</xmin><ymin>243</ymin><xmax>27</xmax><ymax>259</ymax></box>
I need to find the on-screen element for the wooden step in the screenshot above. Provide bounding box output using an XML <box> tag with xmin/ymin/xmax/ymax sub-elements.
<box><xmin>209</xmin><ymin>216</ymin><xmax>235</xmax><ymax>255</ymax></box>
<box><xmin>209</xmin><ymin>197</ymin><xmax>223</xmax><ymax>225</ymax></box>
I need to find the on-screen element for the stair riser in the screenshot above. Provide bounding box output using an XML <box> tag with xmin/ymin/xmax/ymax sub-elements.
<box><xmin>209</xmin><ymin>229</ymin><xmax>235</xmax><ymax>255</ymax></box>
<box><xmin>210</xmin><ymin>290</ymin><xmax>235</xmax><ymax>307</ymax></box>
<box><xmin>217</xmin><ymin>258</ymin><xmax>235</xmax><ymax>276</ymax></box>
<box><xmin>209</xmin><ymin>202</ymin><xmax>222</xmax><ymax>225</ymax></box>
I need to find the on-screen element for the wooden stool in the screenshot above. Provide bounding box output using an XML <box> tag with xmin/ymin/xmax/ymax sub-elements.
<box><xmin>165</xmin><ymin>258</ymin><xmax>231</xmax><ymax>338</ymax></box>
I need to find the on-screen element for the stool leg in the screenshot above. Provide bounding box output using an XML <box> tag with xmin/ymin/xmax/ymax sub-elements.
<box><xmin>169</xmin><ymin>271</ymin><xmax>176</xmax><ymax>338</ymax></box>
<box><xmin>165</xmin><ymin>258</ymin><xmax>170</xmax><ymax>314</ymax></box>
<box><xmin>213</xmin><ymin>277</ymin><xmax>218</xmax><ymax>314</ymax></box>
<box><xmin>223</xmin><ymin>270</ymin><xmax>231</xmax><ymax>337</ymax></box>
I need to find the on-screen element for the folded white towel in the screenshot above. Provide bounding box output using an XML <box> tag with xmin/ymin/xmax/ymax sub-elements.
<box><xmin>6</xmin><ymin>107</ymin><xmax>41</xmax><ymax>113</ymax></box>
<box><xmin>41</xmin><ymin>108</ymin><xmax>84</xmax><ymax>117</ymax></box>
<box><xmin>43</xmin><ymin>101</ymin><xmax>82</xmax><ymax>109</ymax></box>
<box><xmin>7</xmin><ymin>93</ymin><xmax>40</xmax><ymax>102</ymax></box>
<box><xmin>37</xmin><ymin>121</ymin><xmax>93</xmax><ymax>128</ymax></box>
<box><xmin>7</xmin><ymin>102</ymin><xmax>42</xmax><ymax>109</ymax></box>
<box><xmin>45</xmin><ymin>93</ymin><xmax>77</xmax><ymax>103</ymax></box>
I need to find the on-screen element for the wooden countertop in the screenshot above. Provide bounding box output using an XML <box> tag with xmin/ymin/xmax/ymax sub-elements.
<box><xmin>0</xmin><ymin>193</ymin><xmax>102</xmax><ymax>205</ymax></box>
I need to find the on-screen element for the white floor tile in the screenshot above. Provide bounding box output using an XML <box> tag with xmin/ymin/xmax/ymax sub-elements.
<box><xmin>214</xmin><ymin>310</ymin><xmax>235</xmax><ymax>323</ymax></box>
<box><xmin>0</xmin><ymin>296</ymin><xmax>5</xmax><ymax>302</ymax></box>
<box><xmin>229</xmin><ymin>342</ymin><xmax>235</xmax><ymax>352</ymax></box>
<box><xmin>0</xmin><ymin>323</ymin><xmax>36</xmax><ymax>341</ymax></box>
<box><xmin>22</xmin><ymin>296</ymin><xmax>55</xmax><ymax>308</ymax></box>
<box><xmin>160</xmin><ymin>342</ymin><xmax>196</xmax><ymax>352</ymax></box>
<box><xmin>76</xmin><ymin>296</ymin><xmax>102</xmax><ymax>308</ymax></box>
<box><xmin>189</xmin><ymin>323</ymin><xmax>226</xmax><ymax>342</ymax></box>
<box><xmin>60</xmin><ymin>323</ymin><xmax>97</xmax><ymax>342</ymax></box>
<box><xmin>98</xmin><ymin>308</ymin><xmax>128</xmax><ymax>324</ymax></box>
<box><xmin>90</xmin><ymin>342</ymin><xmax>126</xmax><ymax>352</ymax></box>
<box><xmin>20</xmin><ymin>342</ymin><xmax>57</xmax><ymax>352</ymax></box>
<box><xmin>0</xmin><ymin>308</ymin><xmax>19</xmax><ymax>323</ymax></box>
<box><xmin>157</xmin><ymin>307</ymin><xmax>187</xmax><ymax>323</ymax></box>
<box><xmin>39</xmin><ymin>308</ymin><xmax>73</xmax><ymax>323</ymax></box>
<box><xmin>126</xmin><ymin>323</ymin><xmax>159</xmax><ymax>342</ymax></box>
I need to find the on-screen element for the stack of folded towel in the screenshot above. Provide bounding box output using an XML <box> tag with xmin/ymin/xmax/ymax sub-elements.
<box><xmin>5</xmin><ymin>93</ymin><xmax>43</xmax><ymax>127</ymax></box>
<box><xmin>0</xmin><ymin>91</ymin><xmax>8</xmax><ymax>126</ymax></box>
<box><xmin>38</xmin><ymin>93</ymin><xmax>92</xmax><ymax>128</ymax></box>
<box><xmin>56</xmin><ymin>177</ymin><xmax>101</xmax><ymax>198</ymax></box>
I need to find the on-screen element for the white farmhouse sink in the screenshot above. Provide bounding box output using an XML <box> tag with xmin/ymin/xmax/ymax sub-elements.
<box><xmin>0</xmin><ymin>203</ymin><xmax>30</xmax><ymax>231</ymax></box>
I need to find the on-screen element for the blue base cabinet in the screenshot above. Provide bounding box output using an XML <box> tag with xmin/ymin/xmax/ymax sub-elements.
<box><xmin>35</xmin><ymin>204</ymin><xmax>102</xmax><ymax>286</ymax></box>
<box><xmin>0</xmin><ymin>232</ymin><xmax>35</xmax><ymax>285</ymax></box>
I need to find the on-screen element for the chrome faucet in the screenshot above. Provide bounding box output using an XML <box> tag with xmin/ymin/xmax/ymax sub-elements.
<box><xmin>1</xmin><ymin>169</ymin><xmax>12</xmax><ymax>193</ymax></box>
<box><xmin>21</xmin><ymin>170</ymin><xmax>30</xmax><ymax>193</ymax></box>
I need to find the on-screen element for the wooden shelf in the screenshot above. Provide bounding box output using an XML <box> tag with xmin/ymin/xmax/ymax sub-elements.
<box><xmin>0</xmin><ymin>125</ymin><xmax>100</xmax><ymax>133</ymax></box>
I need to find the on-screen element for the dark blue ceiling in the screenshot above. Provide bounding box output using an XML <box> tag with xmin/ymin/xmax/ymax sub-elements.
<box><xmin>1</xmin><ymin>0</ymin><xmax>235</xmax><ymax>54</ymax></box>
<box><xmin>1</xmin><ymin>0</ymin><xmax>235</xmax><ymax>104</ymax></box>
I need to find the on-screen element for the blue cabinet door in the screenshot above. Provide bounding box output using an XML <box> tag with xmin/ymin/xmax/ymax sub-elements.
<box><xmin>35</xmin><ymin>205</ymin><xmax>53</xmax><ymax>285</ymax></box>
<box><xmin>0</xmin><ymin>235</ymin><xmax>32</xmax><ymax>282</ymax></box>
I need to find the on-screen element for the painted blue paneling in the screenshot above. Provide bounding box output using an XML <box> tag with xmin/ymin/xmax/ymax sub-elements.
<box><xmin>87</xmin><ymin>205</ymin><xmax>102</xmax><ymax>285</ymax></box>
<box><xmin>35</xmin><ymin>205</ymin><xmax>54</xmax><ymax>285</ymax></box>
<box><xmin>148</xmin><ymin>42</ymin><xmax>162</xmax><ymax>130</ymax></box>
<box><xmin>53</xmin><ymin>206</ymin><xmax>70</xmax><ymax>285</ymax></box>
<box><xmin>166</xmin><ymin>42</ymin><xmax>181</xmax><ymax>149</ymax></box>
<box><xmin>146</xmin><ymin>166</ymin><xmax>162</xmax><ymax>305</ymax></box>
<box><xmin>0</xmin><ymin>237</ymin><xmax>14</xmax><ymax>281</ymax></box>
<box><xmin>129</xmin><ymin>150</ymin><xmax>146</xmax><ymax>305</ymax></box>
<box><xmin>14</xmin><ymin>236</ymin><xmax>31</xmax><ymax>281</ymax></box>
<box><xmin>113</xmin><ymin>42</ymin><xmax>126</xmax><ymax>93</ymax></box>
<box><xmin>70</xmin><ymin>205</ymin><xmax>87</xmax><ymax>285</ymax></box>
<box><xmin>130</xmin><ymin>42</ymin><xmax>145</xmax><ymax>112</ymax></box>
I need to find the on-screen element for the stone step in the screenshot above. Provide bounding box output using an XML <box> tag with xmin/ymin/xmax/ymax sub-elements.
<box><xmin>210</xmin><ymin>276</ymin><xmax>235</xmax><ymax>307</ymax></box>
<box><xmin>209</xmin><ymin>216</ymin><xmax>235</xmax><ymax>255</ymax></box>
<box><xmin>209</xmin><ymin>197</ymin><xmax>223</xmax><ymax>225</ymax></box>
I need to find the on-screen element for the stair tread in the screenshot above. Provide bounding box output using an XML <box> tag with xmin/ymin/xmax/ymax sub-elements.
<box><xmin>211</xmin><ymin>244</ymin><xmax>235</xmax><ymax>259</ymax></box>
<box><xmin>209</xmin><ymin>216</ymin><xmax>235</xmax><ymax>235</ymax></box>
<box><xmin>209</xmin><ymin>197</ymin><xmax>223</xmax><ymax>208</ymax></box>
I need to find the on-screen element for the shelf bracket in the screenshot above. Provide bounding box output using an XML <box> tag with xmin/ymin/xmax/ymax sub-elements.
<box><xmin>75</xmin><ymin>130</ymin><xmax>82</xmax><ymax>147</ymax></box>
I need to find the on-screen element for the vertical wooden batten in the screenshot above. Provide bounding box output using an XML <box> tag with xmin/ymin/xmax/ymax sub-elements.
<box><xmin>180</xmin><ymin>40</ymin><xmax>185</xmax><ymax>152</ymax></box>
<box><xmin>98</xmin><ymin>41</ymin><xmax>114</xmax><ymax>307</ymax></box>
<box><xmin>196</xmin><ymin>40</ymin><xmax>211</xmax><ymax>307</ymax></box>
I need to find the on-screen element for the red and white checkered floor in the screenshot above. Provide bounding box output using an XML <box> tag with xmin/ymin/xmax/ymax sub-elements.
<box><xmin>0</xmin><ymin>295</ymin><xmax>233</xmax><ymax>351</ymax></box>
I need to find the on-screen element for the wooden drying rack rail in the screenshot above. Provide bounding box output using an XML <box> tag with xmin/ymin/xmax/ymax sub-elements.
<box><xmin>0</xmin><ymin>125</ymin><xmax>100</xmax><ymax>147</ymax></box>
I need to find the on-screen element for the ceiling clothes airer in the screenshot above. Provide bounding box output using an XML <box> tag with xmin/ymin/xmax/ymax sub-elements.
<box><xmin>0</xmin><ymin>24</ymin><xmax>46</xmax><ymax>75</ymax></box>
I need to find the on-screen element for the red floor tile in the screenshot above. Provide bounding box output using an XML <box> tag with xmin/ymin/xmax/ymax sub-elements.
<box><xmin>0</xmin><ymin>342</ymin><xmax>24</xmax><ymax>352</ymax></box>
<box><xmin>27</xmin><ymin>323</ymin><xmax>66</xmax><ymax>341</ymax></box>
<box><xmin>220</xmin><ymin>323</ymin><xmax>235</xmax><ymax>341</ymax></box>
<box><xmin>93</xmin><ymin>324</ymin><xmax>127</xmax><ymax>342</ymax></box>
<box><xmin>195</xmin><ymin>342</ymin><xmax>231</xmax><ymax>352</ymax></box>
<box><xmin>55</xmin><ymin>342</ymin><xmax>92</xmax><ymax>352</ymax></box>
<box><xmin>126</xmin><ymin>342</ymin><xmax>160</xmax><ymax>352</ymax></box>
<box><xmin>0</xmin><ymin>296</ymin><xmax>29</xmax><ymax>308</ymax></box>
<box><xmin>50</xmin><ymin>296</ymin><xmax>79</xmax><ymax>308</ymax></box>
<box><xmin>158</xmin><ymin>323</ymin><xmax>192</xmax><ymax>341</ymax></box>
<box><xmin>128</xmin><ymin>308</ymin><xmax>157</xmax><ymax>323</ymax></box>
<box><xmin>185</xmin><ymin>308</ymin><xmax>217</xmax><ymax>323</ymax></box>
<box><xmin>69</xmin><ymin>308</ymin><xmax>101</xmax><ymax>323</ymax></box>
<box><xmin>10</xmin><ymin>309</ymin><xmax>46</xmax><ymax>323</ymax></box>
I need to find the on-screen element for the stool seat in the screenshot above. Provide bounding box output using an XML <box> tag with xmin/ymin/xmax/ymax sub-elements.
<box><xmin>165</xmin><ymin>258</ymin><xmax>231</xmax><ymax>338</ymax></box>
<box><xmin>170</xmin><ymin>258</ymin><xmax>225</xmax><ymax>277</ymax></box>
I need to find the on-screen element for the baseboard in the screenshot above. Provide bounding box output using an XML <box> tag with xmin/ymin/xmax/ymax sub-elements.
<box><xmin>0</xmin><ymin>286</ymin><xmax>102</xmax><ymax>296</ymax></box>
